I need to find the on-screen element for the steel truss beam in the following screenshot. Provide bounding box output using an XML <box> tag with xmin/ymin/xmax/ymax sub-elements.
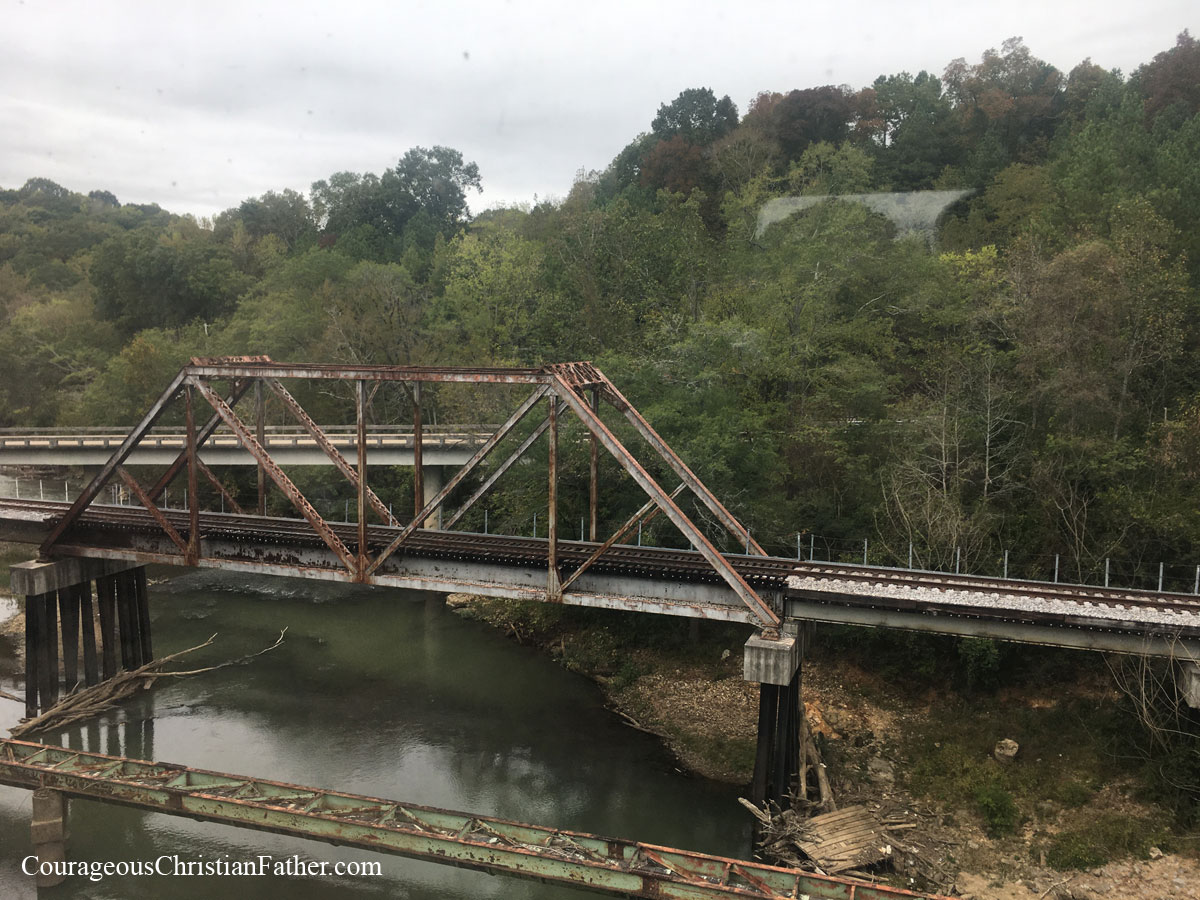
<box><xmin>0</xmin><ymin>740</ymin><xmax>946</xmax><ymax>900</ymax></box>
<box><xmin>38</xmin><ymin>357</ymin><xmax>773</xmax><ymax>625</ymax></box>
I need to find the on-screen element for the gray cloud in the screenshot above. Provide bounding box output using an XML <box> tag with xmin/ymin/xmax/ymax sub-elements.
<box><xmin>2</xmin><ymin>0</ymin><xmax>1194</xmax><ymax>218</ymax></box>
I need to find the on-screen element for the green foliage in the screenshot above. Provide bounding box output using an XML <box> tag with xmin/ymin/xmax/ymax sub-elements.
<box><xmin>957</xmin><ymin>638</ymin><xmax>1002</xmax><ymax>691</ymax></box>
<box><xmin>975</xmin><ymin>781</ymin><xmax>1020</xmax><ymax>835</ymax></box>
<box><xmin>1041</xmin><ymin>815</ymin><xmax>1168</xmax><ymax>869</ymax></box>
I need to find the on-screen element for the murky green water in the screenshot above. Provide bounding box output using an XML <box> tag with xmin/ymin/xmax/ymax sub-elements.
<box><xmin>0</xmin><ymin>573</ymin><xmax>751</xmax><ymax>898</ymax></box>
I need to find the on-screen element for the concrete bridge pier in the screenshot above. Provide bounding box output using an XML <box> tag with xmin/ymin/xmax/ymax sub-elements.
<box><xmin>30</xmin><ymin>787</ymin><xmax>68</xmax><ymax>887</ymax></box>
<box><xmin>744</xmin><ymin>626</ymin><xmax>805</xmax><ymax>809</ymax></box>
<box><xmin>12</xmin><ymin>558</ymin><xmax>149</xmax><ymax>717</ymax></box>
<box><xmin>422</xmin><ymin>464</ymin><xmax>443</xmax><ymax>529</ymax></box>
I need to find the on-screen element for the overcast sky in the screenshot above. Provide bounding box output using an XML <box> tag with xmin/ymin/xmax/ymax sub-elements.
<box><xmin>2</xmin><ymin>0</ymin><xmax>1194</xmax><ymax>219</ymax></box>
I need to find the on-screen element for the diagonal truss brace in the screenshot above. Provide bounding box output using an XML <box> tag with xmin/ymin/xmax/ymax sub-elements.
<box><xmin>600</xmin><ymin>375</ymin><xmax>767</xmax><ymax>556</ymax></box>
<box><xmin>443</xmin><ymin>400</ymin><xmax>569</xmax><ymax>531</ymax></box>
<box><xmin>116</xmin><ymin>466</ymin><xmax>189</xmax><ymax>556</ymax></box>
<box><xmin>189</xmin><ymin>376</ymin><xmax>359</xmax><ymax>577</ymax></box>
<box><xmin>40</xmin><ymin>369</ymin><xmax>189</xmax><ymax>556</ymax></box>
<box><xmin>148</xmin><ymin>379</ymin><xmax>255</xmax><ymax>502</ymax></box>
<box><xmin>264</xmin><ymin>378</ymin><xmax>395</xmax><ymax>526</ymax></box>
<box><xmin>559</xmin><ymin>483</ymin><xmax>686</xmax><ymax>595</ymax></box>
<box><xmin>551</xmin><ymin>376</ymin><xmax>780</xmax><ymax>628</ymax></box>
<box><xmin>195</xmin><ymin>457</ymin><xmax>245</xmax><ymax>515</ymax></box>
<box><xmin>366</xmin><ymin>385</ymin><xmax>550</xmax><ymax>577</ymax></box>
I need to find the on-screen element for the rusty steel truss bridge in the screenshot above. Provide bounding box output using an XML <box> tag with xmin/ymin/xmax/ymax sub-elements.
<box><xmin>2</xmin><ymin>357</ymin><xmax>1199</xmax><ymax>895</ymax></box>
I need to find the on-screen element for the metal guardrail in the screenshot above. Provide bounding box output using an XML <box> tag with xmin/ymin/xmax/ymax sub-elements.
<box><xmin>0</xmin><ymin>426</ymin><xmax>497</xmax><ymax>451</ymax></box>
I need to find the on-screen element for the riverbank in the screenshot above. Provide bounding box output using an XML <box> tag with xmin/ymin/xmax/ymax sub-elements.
<box><xmin>451</xmin><ymin>594</ymin><xmax>1200</xmax><ymax>898</ymax></box>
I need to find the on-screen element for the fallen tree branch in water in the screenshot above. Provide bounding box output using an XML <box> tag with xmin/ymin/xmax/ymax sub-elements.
<box><xmin>9</xmin><ymin>629</ymin><xmax>286</xmax><ymax>738</ymax></box>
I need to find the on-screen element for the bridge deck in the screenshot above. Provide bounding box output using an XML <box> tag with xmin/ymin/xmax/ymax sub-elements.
<box><xmin>0</xmin><ymin>739</ymin><xmax>942</xmax><ymax>900</ymax></box>
<box><xmin>4</xmin><ymin>500</ymin><xmax>1200</xmax><ymax>660</ymax></box>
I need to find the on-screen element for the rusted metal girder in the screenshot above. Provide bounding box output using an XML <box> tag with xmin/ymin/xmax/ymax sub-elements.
<box><xmin>366</xmin><ymin>385</ymin><xmax>551</xmax><ymax>577</ymax></box>
<box><xmin>0</xmin><ymin>740</ymin><xmax>946</xmax><ymax>900</ymax></box>
<box><xmin>412</xmin><ymin>381</ymin><xmax>423</xmax><ymax>521</ymax></box>
<box><xmin>442</xmin><ymin>400</ymin><xmax>568</xmax><ymax>531</ymax></box>
<box><xmin>596</xmin><ymin>372</ymin><xmax>767</xmax><ymax>557</ymax></box>
<box><xmin>149</xmin><ymin>378</ymin><xmax>255</xmax><ymax>502</ymax></box>
<box><xmin>560</xmin><ymin>483</ymin><xmax>686</xmax><ymax>595</ymax></box>
<box><xmin>185</xmin><ymin>385</ymin><xmax>200</xmax><ymax>566</ymax></box>
<box><xmin>547</xmin><ymin>394</ymin><xmax>560</xmax><ymax>600</ymax></box>
<box><xmin>115</xmin><ymin>467</ymin><xmax>188</xmax><ymax>556</ymax></box>
<box><xmin>265</xmin><ymin>379</ymin><xmax>394</xmax><ymax>526</ymax></box>
<box><xmin>35</xmin><ymin>357</ymin><xmax>771</xmax><ymax>625</ymax></box>
<box><xmin>185</xmin><ymin>361</ymin><xmax>551</xmax><ymax>383</ymax></box>
<box><xmin>549</xmin><ymin>374</ymin><xmax>780</xmax><ymax>628</ymax></box>
<box><xmin>189</xmin><ymin>377</ymin><xmax>359</xmax><ymax>577</ymax></box>
<box><xmin>39</xmin><ymin>368</ymin><xmax>188</xmax><ymax>556</ymax></box>
<box><xmin>195</xmin><ymin>457</ymin><xmax>245</xmax><ymax>516</ymax></box>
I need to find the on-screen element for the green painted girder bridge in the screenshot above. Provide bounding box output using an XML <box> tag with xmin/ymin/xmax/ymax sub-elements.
<box><xmin>0</xmin><ymin>739</ymin><xmax>945</xmax><ymax>900</ymax></box>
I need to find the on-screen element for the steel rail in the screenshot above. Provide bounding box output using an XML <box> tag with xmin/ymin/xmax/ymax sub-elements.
<box><xmin>0</xmin><ymin>740</ymin><xmax>945</xmax><ymax>900</ymax></box>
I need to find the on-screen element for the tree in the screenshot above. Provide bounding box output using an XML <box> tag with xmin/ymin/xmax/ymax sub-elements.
<box><xmin>1133</xmin><ymin>30</ymin><xmax>1200</xmax><ymax>123</ymax></box>
<box><xmin>651</xmin><ymin>87</ymin><xmax>739</xmax><ymax>145</ymax></box>
<box><xmin>769</xmin><ymin>87</ymin><xmax>855</xmax><ymax>160</ymax></box>
<box><xmin>382</xmin><ymin>146</ymin><xmax>481</xmax><ymax>235</ymax></box>
<box><xmin>311</xmin><ymin>146</ymin><xmax>481</xmax><ymax>254</ymax></box>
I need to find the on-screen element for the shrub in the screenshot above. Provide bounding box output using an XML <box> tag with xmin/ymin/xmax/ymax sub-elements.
<box><xmin>975</xmin><ymin>781</ymin><xmax>1021</xmax><ymax>835</ymax></box>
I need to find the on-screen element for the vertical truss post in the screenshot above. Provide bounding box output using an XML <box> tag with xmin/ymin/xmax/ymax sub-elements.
<box><xmin>255</xmin><ymin>379</ymin><xmax>266</xmax><ymax>516</ymax></box>
<box><xmin>263</xmin><ymin>379</ymin><xmax>391</xmax><ymax>524</ymax></box>
<box><xmin>547</xmin><ymin>393</ymin><xmax>560</xmax><ymax>600</ymax></box>
<box><xmin>148</xmin><ymin>379</ymin><xmax>254</xmax><ymax>503</ymax></box>
<box><xmin>185</xmin><ymin>386</ymin><xmax>200</xmax><ymax>566</ymax></box>
<box><xmin>589</xmin><ymin>387</ymin><xmax>599</xmax><ymax>542</ymax></box>
<box><xmin>367</xmin><ymin>385</ymin><xmax>550</xmax><ymax>577</ymax></box>
<box><xmin>356</xmin><ymin>379</ymin><xmax>368</xmax><ymax>580</ymax></box>
<box><xmin>443</xmin><ymin>401</ymin><xmax>567</xmax><ymax>531</ymax></box>
<box><xmin>412</xmin><ymin>382</ymin><xmax>423</xmax><ymax>520</ymax></box>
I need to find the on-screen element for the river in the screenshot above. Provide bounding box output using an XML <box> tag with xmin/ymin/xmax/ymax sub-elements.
<box><xmin>0</xmin><ymin>571</ymin><xmax>752</xmax><ymax>898</ymax></box>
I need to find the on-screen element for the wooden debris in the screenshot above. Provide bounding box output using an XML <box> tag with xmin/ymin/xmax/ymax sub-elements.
<box><xmin>740</xmin><ymin>798</ymin><xmax>953</xmax><ymax>894</ymax></box>
<box><xmin>793</xmin><ymin>805</ymin><xmax>889</xmax><ymax>873</ymax></box>
<box><xmin>10</xmin><ymin>629</ymin><xmax>286</xmax><ymax>738</ymax></box>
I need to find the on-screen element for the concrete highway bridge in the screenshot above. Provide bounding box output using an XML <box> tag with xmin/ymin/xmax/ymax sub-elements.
<box><xmin>3</xmin><ymin>357</ymin><xmax>1198</xmax><ymax>894</ymax></box>
<box><xmin>0</xmin><ymin>425</ymin><xmax>489</xmax><ymax>467</ymax></box>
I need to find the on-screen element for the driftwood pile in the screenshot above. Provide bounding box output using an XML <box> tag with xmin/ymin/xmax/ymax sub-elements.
<box><xmin>7</xmin><ymin>630</ymin><xmax>286</xmax><ymax>738</ymax></box>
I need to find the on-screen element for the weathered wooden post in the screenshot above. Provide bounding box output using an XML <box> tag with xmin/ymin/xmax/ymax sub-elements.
<box><xmin>11</xmin><ymin>558</ymin><xmax>146</xmax><ymax>716</ymax></box>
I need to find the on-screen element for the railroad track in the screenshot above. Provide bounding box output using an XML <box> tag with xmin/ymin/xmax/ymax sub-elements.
<box><xmin>790</xmin><ymin>562</ymin><xmax>1200</xmax><ymax>619</ymax></box>
<box><xmin>4</xmin><ymin>499</ymin><xmax>1199</xmax><ymax>637</ymax></box>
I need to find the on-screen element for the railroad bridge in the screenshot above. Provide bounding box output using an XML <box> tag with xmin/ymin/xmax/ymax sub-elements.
<box><xmin>3</xmin><ymin>357</ymin><xmax>1199</xmax><ymax>894</ymax></box>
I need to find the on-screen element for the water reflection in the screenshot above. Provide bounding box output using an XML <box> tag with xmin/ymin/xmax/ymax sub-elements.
<box><xmin>0</xmin><ymin>572</ymin><xmax>751</xmax><ymax>898</ymax></box>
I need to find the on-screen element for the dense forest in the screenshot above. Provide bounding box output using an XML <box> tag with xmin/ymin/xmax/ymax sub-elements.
<box><xmin>1</xmin><ymin>34</ymin><xmax>1198</xmax><ymax>588</ymax></box>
